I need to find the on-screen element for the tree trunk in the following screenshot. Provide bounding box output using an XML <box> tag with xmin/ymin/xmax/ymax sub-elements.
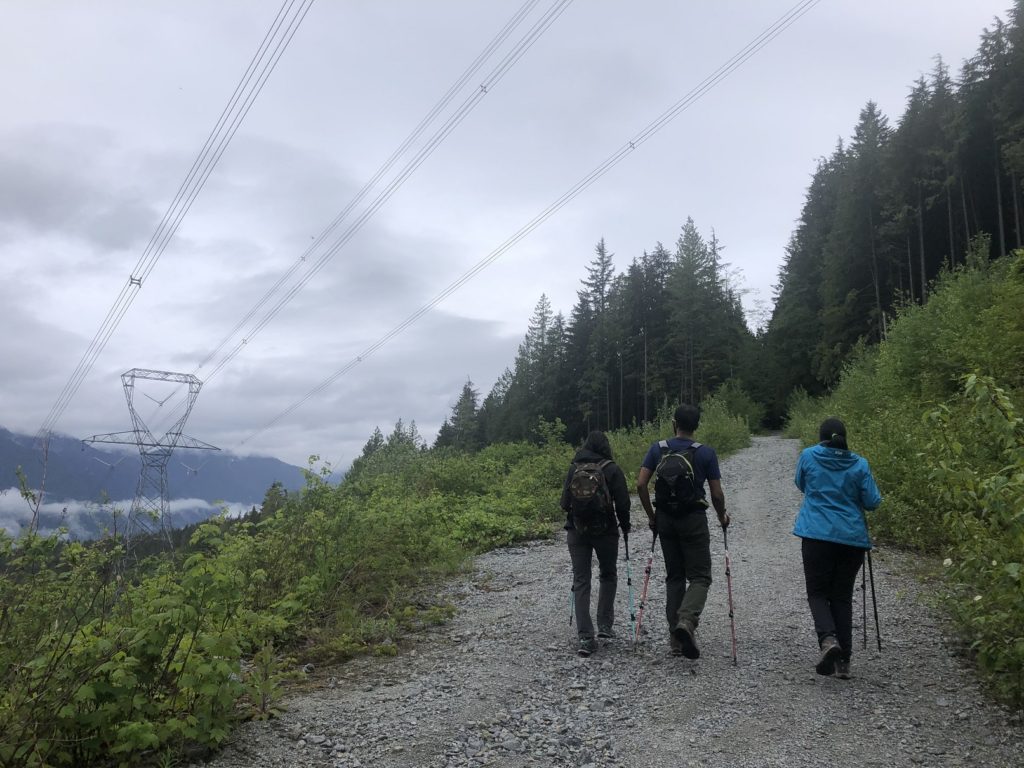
<box><xmin>605</xmin><ymin>375</ymin><xmax>610</xmax><ymax>431</ymax></box>
<box><xmin>643</xmin><ymin>328</ymin><xmax>648</xmax><ymax>424</ymax></box>
<box><xmin>618</xmin><ymin>352</ymin><xmax>623</xmax><ymax>429</ymax></box>
<box><xmin>868</xmin><ymin>208</ymin><xmax>885</xmax><ymax>340</ymax></box>
<box><xmin>960</xmin><ymin>176</ymin><xmax>971</xmax><ymax>246</ymax></box>
<box><xmin>905</xmin><ymin>230</ymin><xmax>914</xmax><ymax>303</ymax></box>
<box><xmin>688</xmin><ymin>339</ymin><xmax>695</xmax><ymax>405</ymax></box>
<box><xmin>995</xmin><ymin>154</ymin><xmax>1007</xmax><ymax>258</ymax></box>
<box><xmin>946</xmin><ymin>184</ymin><xmax>956</xmax><ymax>268</ymax></box>
<box><xmin>917</xmin><ymin>186</ymin><xmax>927</xmax><ymax>301</ymax></box>
<box><xmin>1012</xmin><ymin>170</ymin><xmax>1022</xmax><ymax>249</ymax></box>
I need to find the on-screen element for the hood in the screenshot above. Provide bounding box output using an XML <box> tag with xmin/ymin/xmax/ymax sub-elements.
<box><xmin>809</xmin><ymin>443</ymin><xmax>859</xmax><ymax>471</ymax></box>
<box><xmin>573</xmin><ymin>448</ymin><xmax>609</xmax><ymax>464</ymax></box>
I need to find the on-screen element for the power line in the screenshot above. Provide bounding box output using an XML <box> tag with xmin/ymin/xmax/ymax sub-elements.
<box><xmin>192</xmin><ymin>0</ymin><xmax>546</xmax><ymax>377</ymax></box>
<box><xmin>36</xmin><ymin>0</ymin><xmax>316</xmax><ymax>441</ymax></box>
<box><xmin>236</xmin><ymin>0</ymin><xmax>822</xmax><ymax>466</ymax></box>
<box><xmin>198</xmin><ymin>0</ymin><xmax>575</xmax><ymax>387</ymax></box>
<box><xmin>148</xmin><ymin>0</ymin><xmax>572</xmax><ymax>442</ymax></box>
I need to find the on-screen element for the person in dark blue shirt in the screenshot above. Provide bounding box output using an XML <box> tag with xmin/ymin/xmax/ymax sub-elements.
<box><xmin>636</xmin><ymin>404</ymin><xmax>729</xmax><ymax>659</ymax></box>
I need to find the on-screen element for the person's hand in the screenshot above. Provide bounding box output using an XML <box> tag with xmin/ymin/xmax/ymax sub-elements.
<box><xmin>648</xmin><ymin>518</ymin><xmax>657</xmax><ymax>533</ymax></box>
<box><xmin>719</xmin><ymin>511</ymin><xmax>731</xmax><ymax>529</ymax></box>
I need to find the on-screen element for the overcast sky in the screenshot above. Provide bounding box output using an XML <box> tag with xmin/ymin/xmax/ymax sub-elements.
<box><xmin>0</xmin><ymin>0</ymin><xmax>1013</xmax><ymax>472</ymax></box>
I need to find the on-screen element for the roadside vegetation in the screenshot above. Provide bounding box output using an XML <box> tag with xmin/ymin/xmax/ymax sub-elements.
<box><xmin>0</xmin><ymin>402</ymin><xmax>750</xmax><ymax>766</ymax></box>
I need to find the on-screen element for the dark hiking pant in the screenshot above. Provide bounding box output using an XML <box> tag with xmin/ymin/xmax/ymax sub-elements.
<box><xmin>567</xmin><ymin>528</ymin><xmax>618</xmax><ymax>639</ymax></box>
<box><xmin>656</xmin><ymin>510</ymin><xmax>712</xmax><ymax>633</ymax></box>
<box><xmin>801</xmin><ymin>537</ymin><xmax>866</xmax><ymax>662</ymax></box>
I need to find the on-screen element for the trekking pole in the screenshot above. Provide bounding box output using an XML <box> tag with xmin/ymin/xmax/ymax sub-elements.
<box><xmin>569</xmin><ymin>581</ymin><xmax>574</xmax><ymax>627</ymax></box>
<box><xmin>722</xmin><ymin>525</ymin><xmax>738</xmax><ymax>666</ymax></box>
<box><xmin>861</xmin><ymin>509</ymin><xmax>882</xmax><ymax>652</ymax></box>
<box><xmin>861</xmin><ymin>554</ymin><xmax>868</xmax><ymax>650</ymax></box>
<box><xmin>633</xmin><ymin>531</ymin><xmax>658</xmax><ymax>648</ymax></box>
<box><xmin>623</xmin><ymin>533</ymin><xmax>636</xmax><ymax>643</ymax></box>
<box><xmin>867</xmin><ymin>548</ymin><xmax>882</xmax><ymax>652</ymax></box>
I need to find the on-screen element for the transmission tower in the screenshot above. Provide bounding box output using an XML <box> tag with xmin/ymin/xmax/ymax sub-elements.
<box><xmin>84</xmin><ymin>368</ymin><xmax>219</xmax><ymax>541</ymax></box>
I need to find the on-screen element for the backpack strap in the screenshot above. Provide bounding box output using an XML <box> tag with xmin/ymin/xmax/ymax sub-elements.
<box><xmin>659</xmin><ymin>439</ymin><xmax>701</xmax><ymax>454</ymax></box>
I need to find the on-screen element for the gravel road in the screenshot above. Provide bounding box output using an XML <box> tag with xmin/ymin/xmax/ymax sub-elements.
<box><xmin>203</xmin><ymin>436</ymin><xmax>1023</xmax><ymax>768</ymax></box>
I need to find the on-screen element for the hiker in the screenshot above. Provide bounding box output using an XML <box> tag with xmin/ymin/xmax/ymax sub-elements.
<box><xmin>794</xmin><ymin>417</ymin><xmax>882</xmax><ymax>679</ymax></box>
<box><xmin>636</xmin><ymin>404</ymin><xmax>729</xmax><ymax>659</ymax></box>
<box><xmin>560</xmin><ymin>430</ymin><xmax>631</xmax><ymax>657</ymax></box>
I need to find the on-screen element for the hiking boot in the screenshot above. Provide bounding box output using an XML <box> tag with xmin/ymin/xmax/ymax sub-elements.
<box><xmin>816</xmin><ymin>635</ymin><xmax>841</xmax><ymax>676</ymax></box>
<box><xmin>577</xmin><ymin>637</ymin><xmax>597</xmax><ymax>657</ymax></box>
<box><xmin>672</xmin><ymin>621</ymin><xmax>700</xmax><ymax>659</ymax></box>
<box><xmin>835</xmin><ymin>659</ymin><xmax>851</xmax><ymax>680</ymax></box>
<box><xmin>669</xmin><ymin>633</ymin><xmax>685</xmax><ymax>657</ymax></box>
<box><xmin>597</xmin><ymin>626</ymin><xmax>616</xmax><ymax>639</ymax></box>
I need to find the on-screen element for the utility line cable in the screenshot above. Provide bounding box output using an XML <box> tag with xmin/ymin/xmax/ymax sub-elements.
<box><xmin>192</xmin><ymin>0</ymin><xmax>544</xmax><ymax>376</ymax></box>
<box><xmin>238</xmin><ymin>0</ymin><xmax>822</xmax><ymax>463</ymax></box>
<box><xmin>36</xmin><ymin>0</ymin><xmax>315</xmax><ymax>441</ymax></box>
<box><xmin>150</xmin><ymin>0</ymin><xmax>571</xmax><ymax>442</ymax></box>
<box><xmin>200</xmin><ymin>0</ymin><xmax>574</xmax><ymax>386</ymax></box>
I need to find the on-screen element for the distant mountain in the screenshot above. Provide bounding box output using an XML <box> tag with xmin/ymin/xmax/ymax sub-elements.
<box><xmin>0</xmin><ymin>427</ymin><xmax>310</xmax><ymax>537</ymax></box>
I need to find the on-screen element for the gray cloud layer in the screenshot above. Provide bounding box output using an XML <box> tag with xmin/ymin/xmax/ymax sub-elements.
<box><xmin>0</xmin><ymin>1</ymin><xmax>1010</xmax><ymax>470</ymax></box>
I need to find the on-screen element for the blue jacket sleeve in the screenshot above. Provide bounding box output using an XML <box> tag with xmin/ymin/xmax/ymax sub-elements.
<box><xmin>859</xmin><ymin>460</ymin><xmax>882</xmax><ymax>510</ymax></box>
<box><xmin>794</xmin><ymin>452</ymin><xmax>806</xmax><ymax>493</ymax></box>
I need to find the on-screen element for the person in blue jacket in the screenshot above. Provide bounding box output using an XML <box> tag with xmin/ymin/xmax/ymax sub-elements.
<box><xmin>794</xmin><ymin>417</ymin><xmax>881</xmax><ymax>679</ymax></box>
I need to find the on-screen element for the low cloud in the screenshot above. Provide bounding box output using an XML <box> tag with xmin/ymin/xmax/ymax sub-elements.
<box><xmin>0</xmin><ymin>488</ymin><xmax>250</xmax><ymax>540</ymax></box>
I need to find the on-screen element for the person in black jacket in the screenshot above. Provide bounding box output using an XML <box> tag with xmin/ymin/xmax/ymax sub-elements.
<box><xmin>560</xmin><ymin>430</ymin><xmax>631</xmax><ymax>657</ymax></box>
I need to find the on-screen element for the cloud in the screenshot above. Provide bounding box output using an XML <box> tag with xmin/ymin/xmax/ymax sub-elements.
<box><xmin>0</xmin><ymin>125</ymin><xmax>161</xmax><ymax>250</ymax></box>
<box><xmin>0</xmin><ymin>488</ymin><xmax>251</xmax><ymax>540</ymax></box>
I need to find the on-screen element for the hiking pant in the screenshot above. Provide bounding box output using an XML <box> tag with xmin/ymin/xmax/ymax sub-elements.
<box><xmin>656</xmin><ymin>510</ymin><xmax>712</xmax><ymax>632</ymax></box>
<box><xmin>801</xmin><ymin>537</ymin><xmax>866</xmax><ymax>662</ymax></box>
<box><xmin>567</xmin><ymin>528</ymin><xmax>618</xmax><ymax>639</ymax></box>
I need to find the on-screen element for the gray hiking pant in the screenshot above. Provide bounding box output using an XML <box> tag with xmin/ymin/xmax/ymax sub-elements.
<box><xmin>567</xmin><ymin>527</ymin><xmax>618</xmax><ymax>639</ymax></box>
<box><xmin>656</xmin><ymin>510</ymin><xmax>712</xmax><ymax>632</ymax></box>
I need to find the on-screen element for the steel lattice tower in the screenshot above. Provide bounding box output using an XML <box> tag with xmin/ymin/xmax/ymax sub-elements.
<box><xmin>84</xmin><ymin>368</ymin><xmax>218</xmax><ymax>540</ymax></box>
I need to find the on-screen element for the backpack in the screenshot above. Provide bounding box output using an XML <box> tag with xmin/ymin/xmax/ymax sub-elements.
<box><xmin>568</xmin><ymin>460</ymin><xmax>613</xmax><ymax>535</ymax></box>
<box><xmin>653</xmin><ymin>440</ymin><xmax>707</xmax><ymax>515</ymax></box>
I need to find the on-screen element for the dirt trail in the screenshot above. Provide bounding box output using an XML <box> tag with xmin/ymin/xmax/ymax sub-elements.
<box><xmin>204</xmin><ymin>436</ymin><xmax>1022</xmax><ymax>768</ymax></box>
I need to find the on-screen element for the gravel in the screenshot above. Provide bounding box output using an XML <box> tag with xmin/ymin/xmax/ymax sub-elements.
<box><xmin>201</xmin><ymin>436</ymin><xmax>1023</xmax><ymax>767</ymax></box>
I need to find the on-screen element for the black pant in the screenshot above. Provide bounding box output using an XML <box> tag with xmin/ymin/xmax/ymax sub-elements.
<box><xmin>567</xmin><ymin>528</ymin><xmax>618</xmax><ymax>639</ymax></box>
<box><xmin>657</xmin><ymin>510</ymin><xmax>712</xmax><ymax>631</ymax></box>
<box><xmin>801</xmin><ymin>537</ymin><xmax>865</xmax><ymax>662</ymax></box>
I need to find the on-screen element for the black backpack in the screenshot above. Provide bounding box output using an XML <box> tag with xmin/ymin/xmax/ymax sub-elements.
<box><xmin>568</xmin><ymin>460</ymin><xmax>613</xmax><ymax>535</ymax></box>
<box><xmin>653</xmin><ymin>440</ymin><xmax>707</xmax><ymax>515</ymax></box>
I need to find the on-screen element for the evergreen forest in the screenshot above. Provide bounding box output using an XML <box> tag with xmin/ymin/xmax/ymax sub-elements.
<box><xmin>3</xmin><ymin>5</ymin><xmax>1024</xmax><ymax>765</ymax></box>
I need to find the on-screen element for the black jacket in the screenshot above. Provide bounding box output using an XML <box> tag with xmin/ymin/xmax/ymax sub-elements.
<box><xmin>559</xmin><ymin>448</ymin><xmax>632</xmax><ymax>534</ymax></box>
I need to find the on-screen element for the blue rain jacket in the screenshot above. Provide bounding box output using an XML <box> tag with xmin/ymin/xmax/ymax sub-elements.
<box><xmin>793</xmin><ymin>444</ymin><xmax>882</xmax><ymax>549</ymax></box>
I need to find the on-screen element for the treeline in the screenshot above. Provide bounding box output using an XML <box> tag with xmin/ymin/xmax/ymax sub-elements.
<box><xmin>433</xmin><ymin>4</ymin><xmax>1024</xmax><ymax>442</ymax></box>
<box><xmin>433</xmin><ymin>225</ymin><xmax>759</xmax><ymax>452</ymax></box>
<box><xmin>761</xmin><ymin>3</ymin><xmax>1024</xmax><ymax>418</ymax></box>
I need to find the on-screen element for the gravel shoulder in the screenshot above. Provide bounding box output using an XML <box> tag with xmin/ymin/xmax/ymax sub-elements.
<box><xmin>204</xmin><ymin>436</ymin><xmax>1023</xmax><ymax>768</ymax></box>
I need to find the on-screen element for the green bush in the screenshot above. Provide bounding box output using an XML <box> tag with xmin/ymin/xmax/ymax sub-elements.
<box><xmin>714</xmin><ymin>379</ymin><xmax>765</xmax><ymax>432</ymax></box>
<box><xmin>929</xmin><ymin>375</ymin><xmax>1024</xmax><ymax>707</ymax></box>
<box><xmin>0</xmin><ymin>373</ymin><xmax>753</xmax><ymax>765</ymax></box>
